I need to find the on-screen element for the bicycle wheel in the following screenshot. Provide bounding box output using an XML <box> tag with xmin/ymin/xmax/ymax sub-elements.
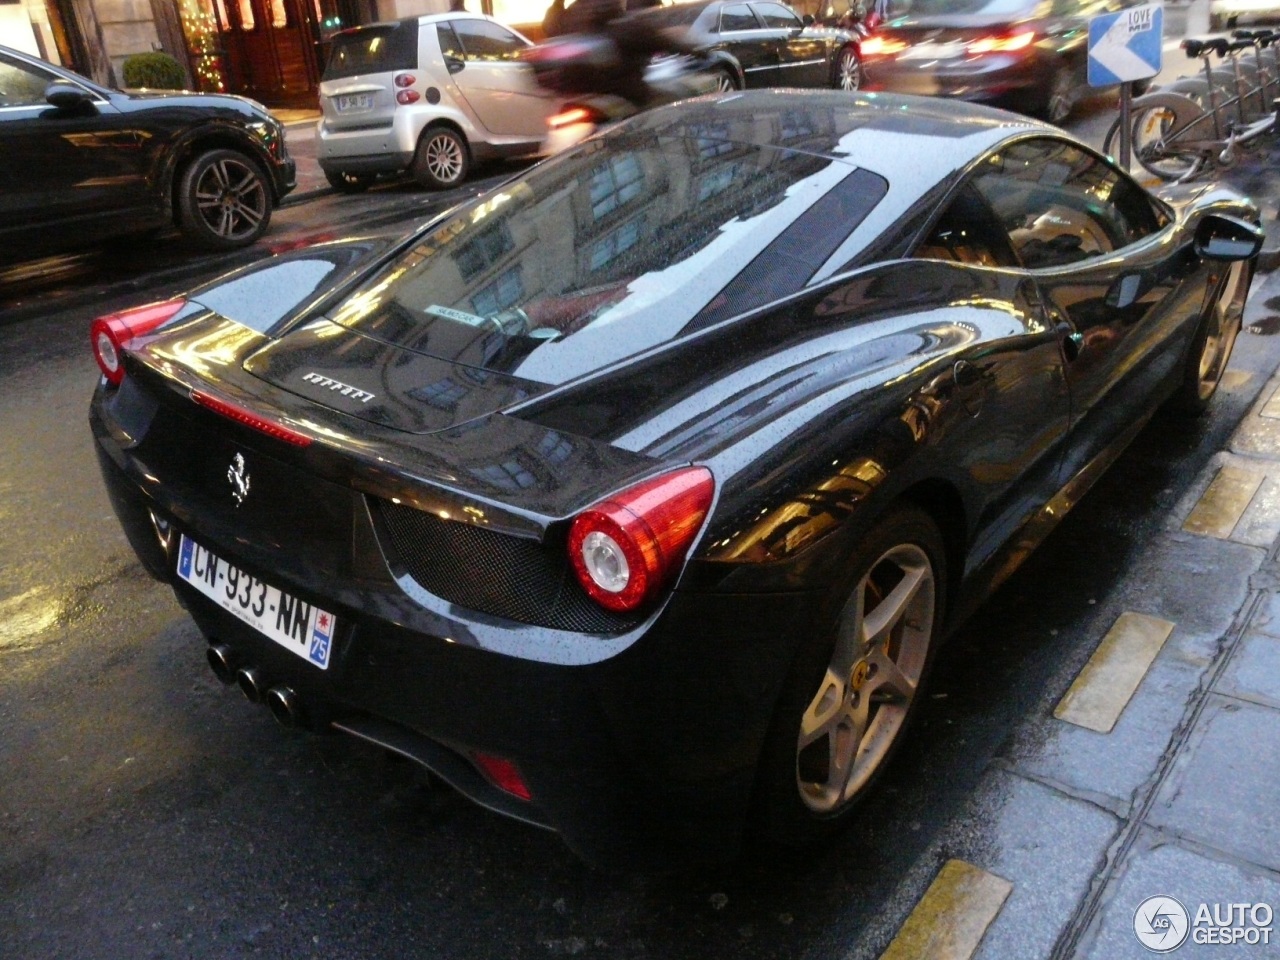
<box><xmin>1106</xmin><ymin>105</ymin><xmax>1206</xmax><ymax>182</ymax></box>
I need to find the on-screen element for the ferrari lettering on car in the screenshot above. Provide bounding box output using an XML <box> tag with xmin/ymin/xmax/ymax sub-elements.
<box><xmin>91</xmin><ymin>90</ymin><xmax>1262</xmax><ymax>870</ymax></box>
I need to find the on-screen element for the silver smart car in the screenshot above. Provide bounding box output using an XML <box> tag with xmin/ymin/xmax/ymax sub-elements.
<box><xmin>317</xmin><ymin>14</ymin><xmax>561</xmax><ymax>191</ymax></box>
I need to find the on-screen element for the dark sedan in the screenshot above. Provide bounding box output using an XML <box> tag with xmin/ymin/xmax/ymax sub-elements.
<box><xmin>90</xmin><ymin>91</ymin><xmax>1260</xmax><ymax>869</ymax></box>
<box><xmin>0</xmin><ymin>44</ymin><xmax>295</xmax><ymax>256</ymax></box>
<box><xmin>638</xmin><ymin>0</ymin><xmax>867</xmax><ymax>90</ymax></box>
<box><xmin>861</xmin><ymin>0</ymin><xmax>1134</xmax><ymax>123</ymax></box>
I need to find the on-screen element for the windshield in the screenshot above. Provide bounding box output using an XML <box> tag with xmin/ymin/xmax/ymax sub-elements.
<box><xmin>328</xmin><ymin>128</ymin><xmax>886</xmax><ymax>385</ymax></box>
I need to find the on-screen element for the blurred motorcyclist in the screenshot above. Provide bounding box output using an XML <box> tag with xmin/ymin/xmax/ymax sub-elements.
<box><xmin>536</xmin><ymin>0</ymin><xmax>698</xmax><ymax>110</ymax></box>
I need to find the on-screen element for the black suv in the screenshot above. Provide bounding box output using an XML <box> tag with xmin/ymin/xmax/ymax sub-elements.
<box><xmin>0</xmin><ymin>44</ymin><xmax>296</xmax><ymax>256</ymax></box>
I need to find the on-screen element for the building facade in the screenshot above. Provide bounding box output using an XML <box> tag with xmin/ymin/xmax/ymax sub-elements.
<box><xmin>1</xmin><ymin>0</ymin><xmax>556</xmax><ymax>104</ymax></box>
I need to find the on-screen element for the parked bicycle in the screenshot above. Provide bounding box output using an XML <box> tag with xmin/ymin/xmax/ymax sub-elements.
<box><xmin>1102</xmin><ymin>30</ymin><xmax>1280</xmax><ymax>182</ymax></box>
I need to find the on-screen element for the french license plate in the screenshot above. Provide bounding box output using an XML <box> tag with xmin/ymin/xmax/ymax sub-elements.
<box><xmin>334</xmin><ymin>93</ymin><xmax>374</xmax><ymax>112</ymax></box>
<box><xmin>176</xmin><ymin>534</ymin><xmax>335</xmax><ymax>670</ymax></box>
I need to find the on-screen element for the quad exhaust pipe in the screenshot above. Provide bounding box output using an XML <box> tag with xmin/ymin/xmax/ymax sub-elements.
<box><xmin>207</xmin><ymin>644</ymin><xmax>305</xmax><ymax>728</ymax></box>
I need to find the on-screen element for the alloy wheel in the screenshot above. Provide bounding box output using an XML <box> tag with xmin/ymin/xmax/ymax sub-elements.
<box><xmin>193</xmin><ymin>156</ymin><xmax>267</xmax><ymax>242</ymax></box>
<box><xmin>716</xmin><ymin>70</ymin><xmax>737</xmax><ymax>93</ymax></box>
<box><xmin>423</xmin><ymin>131</ymin><xmax>465</xmax><ymax>184</ymax></box>
<box><xmin>837</xmin><ymin>50</ymin><xmax>862</xmax><ymax>92</ymax></box>
<box><xmin>1197</xmin><ymin>261</ymin><xmax>1247</xmax><ymax>400</ymax></box>
<box><xmin>796</xmin><ymin>543</ymin><xmax>935</xmax><ymax>812</ymax></box>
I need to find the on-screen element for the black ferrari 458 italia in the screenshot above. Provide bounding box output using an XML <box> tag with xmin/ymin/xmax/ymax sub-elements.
<box><xmin>91</xmin><ymin>91</ymin><xmax>1262</xmax><ymax>868</ymax></box>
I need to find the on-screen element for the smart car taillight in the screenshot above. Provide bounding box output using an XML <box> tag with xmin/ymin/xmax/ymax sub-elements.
<box><xmin>967</xmin><ymin>30</ymin><xmax>1035</xmax><ymax>54</ymax></box>
<box><xmin>568</xmin><ymin>467</ymin><xmax>715</xmax><ymax>613</ymax></box>
<box><xmin>91</xmin><ymin>298</ymin><xmax>187</xmax><ymax>385</ymax></box>
<box><xmin>394</xmin><ymin>72</ymin><xmax>416</xmax><ymax>87</ymax></box>
<box><xmin>396</xmin><ymin>89</ymin><xmax>420</xmax><ymax>105</ymax></box>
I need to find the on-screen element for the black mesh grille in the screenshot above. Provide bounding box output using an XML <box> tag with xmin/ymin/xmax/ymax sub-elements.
<box><xmin>374</xmin><ymin>500</ymin><xmax>639</xmax><ymax>634</ymax></box>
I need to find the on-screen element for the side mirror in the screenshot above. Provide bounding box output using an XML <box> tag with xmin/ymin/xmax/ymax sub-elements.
<box><xmin>45</xmin><ymin>80</ymin><xmax>97</xmax><ymax>111</ymax></box>
<box><xmin>803</xmin><ymin>14</ymin><xmax>815</xmax><ymax>24</ymax></box>
<box><xmin>1195</xmin><ymin>213</ymin><xmax>1264</xmax><ymax>261</ymax></box>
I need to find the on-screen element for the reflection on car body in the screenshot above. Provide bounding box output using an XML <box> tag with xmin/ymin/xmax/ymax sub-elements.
<box><xmin>91</xmin><ymin>91</ymin><xmax>1261</xmax><ymax>869</ymax></box>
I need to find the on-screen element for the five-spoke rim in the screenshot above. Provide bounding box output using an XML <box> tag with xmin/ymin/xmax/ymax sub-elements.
<box><xmin>1199</xmin><ymin>260</ymin><xmax>1247</xmax><ymax>398</ymax></box>
<box><xmin>796</xmin><ymin>543</ymin><xmax>935</xmax><ymax>813</ymax></box>
<box><xmin>194</xmin><ymin>157</ymin><xmax>266</xmax><ymax>240</ymax></box>
<box><xmin>838</xmin><ymin>50</ymin><xmax>861</xmax><ymax>91</ymax></box>
<box><xmin>424</xmin><ymin>132</ymin><xmax>465</xmax><ymax>183</ymax></box>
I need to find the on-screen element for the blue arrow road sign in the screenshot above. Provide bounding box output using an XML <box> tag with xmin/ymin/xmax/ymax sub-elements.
<box><xmin>1088</xmin><ymin>3</ymin><xmax>1163</xmax><ymax>86</ymax></box>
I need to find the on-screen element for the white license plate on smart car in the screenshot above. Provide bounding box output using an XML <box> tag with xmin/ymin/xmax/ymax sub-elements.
<box><xmin>334</xmin><ymin>93</ymin><xmax>374</xmax><ymax>112</ymax></box>
<box><xmin>177</xmin><ymin>535</ymin><xmax>334</xmax><ymax>669</ymax></box>
<box><xmin>900</xmin><ymin>42</ymin><xmax>966</xmax><ymax>60</ymax></box>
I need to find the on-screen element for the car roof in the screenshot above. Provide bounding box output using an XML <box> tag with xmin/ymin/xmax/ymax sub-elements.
<box><xmin>624</xmin><ymin>90</ymin><xmax>1054</xmax><ymax>283</ymax></box>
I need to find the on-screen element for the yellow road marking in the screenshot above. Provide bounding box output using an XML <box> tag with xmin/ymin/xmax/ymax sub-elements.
<box><xmin>879</xmin><ymin>860</ymin><xmax>1012</xmax><ymax>960</ymax></box>
<box><xmin>1183</xmin><ymin>466</ymin><xmax>1263</xmax><ymax>539</ymax></box>
<box><xmin>1054</xmin><ymin>612</ymin><xmax>1175</xmax><ymax>734</ymax></box>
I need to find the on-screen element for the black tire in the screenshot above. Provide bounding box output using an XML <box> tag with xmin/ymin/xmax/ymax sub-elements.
<box><xmin>324</xmin><ymin>170</ymin><xmax>375</xmax><ymax>193</ymax></box>
<box><xmin>1170</xmin><ymin>259</ymin><xmax>1251</xmax><ymax>415</ymax></box>
<box><xmin>751</xmin><ymin>506</ymin><xmax>947</xmax><ymax>849</ymax></box>
<box><xmin>176</xmin><ymin>148</ymin><xmax>272</xmax><ymax>251</ymax></box>
<box><xmin>411</xmin><ymin>126</ymin><xmax>470</xmax><ymax>190</ymax></box>
<box><xmin>713</xmin><ymin>66</ymin><xmax>740</xmax><ymax>93</ymax></box>
<box><xmin>834</xmin><ymin>47</ymin><xmax>862</xmax><ymax>91</ymax></box>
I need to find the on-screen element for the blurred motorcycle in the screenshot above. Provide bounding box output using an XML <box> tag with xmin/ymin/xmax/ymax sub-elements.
<box><xmin>522</xmin><ymin>32</ymin><xmax>718</xmax><ymax>153</ymax></box>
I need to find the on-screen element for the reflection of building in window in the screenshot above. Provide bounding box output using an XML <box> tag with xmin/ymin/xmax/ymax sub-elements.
<box><xmin>409</xmin><ymin>378</ymin><xmax>468</xmax><ymax>411</ymax></box>
<box><xmin>472</xmin><ymin>265</ymin><xmax>524</xmax><ymax>316</ymax></box>
<box><xmin>589</xmin><ymin>155</ymin><xmax>644</xmax><ymax>220</ymax></box>
<box><xmin>687</xmin><ymin>122</ymin><xmax>735</xmax><ymax>159</ymax></box>
<box><xmin>779</xmin><ymin>110</ymin><xmax>816</xmax><ymax>142</ymax></box>
<box><xmin>588</xmin><ymin>217</ymin><xmax>644</xmax><ymax>271</ymax></box>
<box><xmin>455</xmin><ymin>223</ymin><xmax>515</xmax><ymax>280</ymax></box>
<box><xmin>536</xmin><ymin>430</ymin><xmax>574</xmax><ymax>465</ymax></box>
<box><xmin>696</xmin><ymin>162</ymin><xmax>744</xmax><ymax>202</ymax></box>
<box><xmin>470</xmin><ymin>458</ymin><xmax>538</xmax><ymax>491</ymax></box>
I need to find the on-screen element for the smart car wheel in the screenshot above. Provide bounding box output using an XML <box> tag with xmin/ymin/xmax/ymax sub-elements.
<box><xmin>325</xmin><ymin>170</ymin><xmax>375</xmax><ymax>193</ymax></box>
<box><xmin>835</xmin><ymin>47</ymin><xmax>862</xmax><ymax>91</ymax></box>
<box><xmin>412</xmin><ymin>127</ymin><xmax>469</xmax><ymax>190</ymax></box>
<box><xmin>177</xmin><ymin>148</ymin><xmax>272</xmax><ymax>250</ymax></box>
<box><xmin>754</xmin><ymin>507</ymin><xmax>945</xmax><ymax>847</ymax></box>
<box><xmin>1173</xmin><ymin>259</ymin><xmax>1250</xmax><ymax>415</ymax></box>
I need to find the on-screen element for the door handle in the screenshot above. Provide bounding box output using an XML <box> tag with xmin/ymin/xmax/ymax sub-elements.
<box><xmin>445</xmin><ymin>56</ymin><xmax>465</xmax><ymax>74</ymax></box>
<box><xmin>1059</xmin><ymin>325</ymin><xmax>1085</xmax><ymax>362</ymax></box>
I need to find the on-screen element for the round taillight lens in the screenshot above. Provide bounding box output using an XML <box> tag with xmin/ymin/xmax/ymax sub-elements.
<box><xmin>394</xmin><ymin>73</ymin><xmax>416</xmax><ymax>87</ymax></box>
<box><xmin>568</xmin><ymin>467</ymin><xmax>715</xmax><ymax>613</ymax></box>
<box><xmin>90</xmin><ymin>298</ymin><xmax>187</xmax><ymax>385</ymax></box>
<box><xmin>94</xmin><ymin>328</ymin><xmax>121</xmax><ymax>378</ymax></box>
<box><xmin>396</xmin><ymin>89</ymin><xmax>421</xmax><ymax>105</ymax></box>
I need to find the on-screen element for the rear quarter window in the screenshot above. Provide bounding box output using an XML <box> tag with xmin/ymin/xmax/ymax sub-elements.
<box><xmin>323</xmin><ymin>21</ymin><xmax>420</xmax><ymax>80</ymax></box>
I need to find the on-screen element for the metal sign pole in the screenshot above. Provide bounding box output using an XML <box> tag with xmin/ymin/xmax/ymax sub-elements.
<box><xmin>1119</xmin><ymin>81</ymin><xmax>1131</xmax><ymax>170</ymax></box>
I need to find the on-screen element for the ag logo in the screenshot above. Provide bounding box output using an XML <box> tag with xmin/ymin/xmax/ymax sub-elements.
<box><xmin>227</xmin><ymin>452</ymin><xmax>251</xmax><ymax>507</ymax></box>
<box><xmin>1134</xmin><ymin>896</ymin><xmax>1190</xmax><ymax>953</ymax></box>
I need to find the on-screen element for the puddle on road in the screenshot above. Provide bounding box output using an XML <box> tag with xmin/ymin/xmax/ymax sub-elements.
<box><xmin>0</xmin><ymin>587</ymin><xmax>62</xmax><ymax>649</ymax></box>
<box><xmin>1246</xmin><ymin>316</ymin><xmax>1280</xmax><ymax>336</ymax></box>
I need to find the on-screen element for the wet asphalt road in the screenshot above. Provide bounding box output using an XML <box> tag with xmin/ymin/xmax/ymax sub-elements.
<box><xmin>4</xmin><ymin>92</ymin><xmax>1279</xmax><ymax>959</ymax></box>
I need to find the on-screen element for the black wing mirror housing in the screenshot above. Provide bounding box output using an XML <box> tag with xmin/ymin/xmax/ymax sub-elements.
<box><xmin>45</xmin><ymin>80</ymin><xmax>96</xmax><ymax>112</ymax></box>
<box><xmin>1195</xmin><ymin>213</ymin><xmax>1265</xmax><ymax>261</ymax></box>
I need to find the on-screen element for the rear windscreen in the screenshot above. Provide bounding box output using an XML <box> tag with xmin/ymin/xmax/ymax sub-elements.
<box><xmin>327</xmin><ymin>128</ymin><xmax>886</xmax><ymax>386</ymax></box>
<box><xmin>323</xmin><ymin>21</ymin><xmax>419</xmax><ymax>80</ymax></box>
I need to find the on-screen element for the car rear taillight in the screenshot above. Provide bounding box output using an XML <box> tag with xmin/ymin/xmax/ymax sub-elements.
<box><xmin>568</xmin><ymin>467</ymin><xmax>715</xmax><ymax>613</ymax></box>
<box><xmin>860</xmin><ymin>36</ymin><xmax>907</xmax><ymax>56</ymax></box>
<box><xmin>548</xmin><ymin>105</ymin><xmax>606</xmax><ymax>129</ymax></box>
<box><xmin>966</xmin><ymin>30</ymin><xmax>1035</xmax><ymax>54</ymax></box>
<box><xmin>190</xmin><ymin>389</ymin><xmax>313</xmax><ymax>447</ymax></box>
<box><xmin>91</xmin><ymin>298</ymin><xmax>187</xmax><ymax>385</ymax></box>
<box><xmin>396</xmin><ymin>89</ymin><xmax>421</xmax><ymax>105</ymax></box>
<box><xmin>471</xmin><ymin>752</ymin><xmax>531</xmax><ymax>801</ymax></box>
<box><xmin>394</xmin><ymin>72</ymin><xmax>416</xmax><ymax>87</ymax></box>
